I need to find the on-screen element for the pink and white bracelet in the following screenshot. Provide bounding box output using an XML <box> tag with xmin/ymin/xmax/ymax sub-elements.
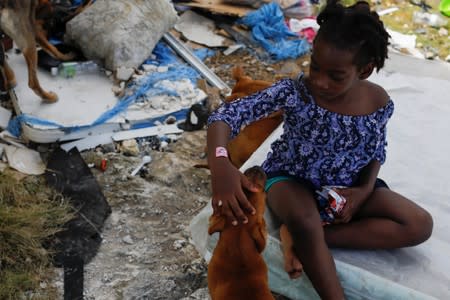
<box><xmin>215</xmin><ymin>146</ymin><xmax>228</xmax><ymax>158</ymax></box>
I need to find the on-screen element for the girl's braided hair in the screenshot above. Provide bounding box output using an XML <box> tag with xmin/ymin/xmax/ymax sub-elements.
<box><xmin>316</xmin><ymin>1</ymin><xmax>390</xmax><ymax>71</ymax></box>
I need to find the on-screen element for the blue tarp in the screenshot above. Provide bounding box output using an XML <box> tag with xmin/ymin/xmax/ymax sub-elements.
<box><xmin>239</xmin><ymin>2</ymin><xmax>310</xmax><ymax>61</ymax></box>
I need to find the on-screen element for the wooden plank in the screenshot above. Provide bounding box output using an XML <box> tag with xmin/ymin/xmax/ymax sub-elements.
<box><xmin>179</xmin><ymin>0</ymin><xmax>252</xmax><ymax>17</ymax></box>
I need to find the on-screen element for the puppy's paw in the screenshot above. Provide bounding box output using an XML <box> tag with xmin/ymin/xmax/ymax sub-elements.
<box><xmin>60</xmin><ymin>52</ymin><xmax>77</xmax><ymax>61</ymax></box>
<box><xmin>41</xmin><ymin>91</ymin><xmax>58</xmax><ymax>103</ymax></box>
<box><xmin>280</xmin><ymin>224</ymin><xmax>303</xmax><ymax>279</ymax></box>
<box><xmin>284</xmin><ymin>252</ymin><xmax>303</xmax><ymax>279</ymax></box>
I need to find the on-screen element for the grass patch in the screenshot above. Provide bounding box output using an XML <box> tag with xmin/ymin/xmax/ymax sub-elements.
<box><xmin>0</xmin><ymin>173</ymin><xmax>73</xmax><ymax>299</ymax></box>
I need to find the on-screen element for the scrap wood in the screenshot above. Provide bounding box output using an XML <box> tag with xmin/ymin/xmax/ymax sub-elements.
<box><xmin>174</xmin><ymin>10</ymin><xmax>230</xmax><ymax>48</ymax></box>
<box><xmin>179</xmin><ymin>0</ymin><xmax>252</xmax><ymax>17</ymax></box>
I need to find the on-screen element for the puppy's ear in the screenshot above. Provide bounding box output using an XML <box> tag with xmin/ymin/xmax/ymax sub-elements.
<box><xmin>208</xmin><ymin>215</ymin><xmax>226</xmax><ymax>235</ymax></box>
<box><xmin>251</xmin><ymin>218</ymin><xmax>267</xmax><ymax>253</ymax></box>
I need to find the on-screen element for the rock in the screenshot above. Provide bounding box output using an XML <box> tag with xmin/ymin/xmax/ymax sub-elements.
<box><xmin>65</xmin><ymin>0</ymin><xmax>178</xmax><ymax>79</ymax></box>
<box><xmin>438</xmin><ymin>27</ymin><xmax>448</xmax><ymax>36</ymax></box>
<box><xmin>115</xmin><ymin>66</ymin><xmax>135</xmax><ymax>81</ymax></box>
<box><xmin>180</xmin><ymin>288</ymin><xmax>211</xmax><ymax>300</ymax></box>
<box><xmin>173</xmin><ymin>239</ymin><xmax>186</xmax><ymax>250</ymax></box>
<box><xmin>119</xmin><ymin>139</ymin><xmax>140</xmax><ymax>156</ymax></box>
<box><xmin>122</xmin><ymin>235</ymin><xmax>134</xmax><ymax>245</ymax></box>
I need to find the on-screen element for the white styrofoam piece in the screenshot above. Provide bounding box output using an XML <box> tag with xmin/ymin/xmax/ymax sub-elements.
<box><xmin>58</xmin><ymin>123</ymin><xmax>121</xmax><ymax>142</ymax></box>
<box><xmin>112</xmin><ymin>124</ymin><xmax>183</xmax><ymax>142</ymax></box>
<box><xmin>0</xmin><ymin>106</ymin><xmax>12</xmax><ymax>129</ymax></box>
<box><xmin>60</xmin><ymin>132</ymin><xmax>114</xmax><ymax>152</ymax></box>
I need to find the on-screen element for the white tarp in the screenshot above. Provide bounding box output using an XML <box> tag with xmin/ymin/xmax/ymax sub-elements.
<box><xmin>189</xmin><ymin>53</ymin><xmax>450</xmax><ymax>299</ymax></box>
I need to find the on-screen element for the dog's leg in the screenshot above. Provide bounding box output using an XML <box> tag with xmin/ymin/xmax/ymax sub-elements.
<box><xmin>0</xmin><ymin>41</ymin><xmax>16</xmax><ymax>89</ymax></box>
<box><xmin>4</xmin><ymin>1</ymin><xmax>59</xmax><ymax>102</ymax></box>
<box><xmin>0</xmin><ymin>43</ymin><xmax>8</xmax><ymax>92</ymax></box>
<box><xmin>280</xmin><ymin>224</ymin><xmax>303</xmax><ymax>279</ymax></box>
<box><xmin>35</xmin><ymin>28</ymin><xmax>76</xmax><ymax>61</ymax></box>
<box><xmin>3</xmin><ymin>59</ymin><xmax>17</xmax><ymax>90</ymax></box>
<box><xmin>22</xmin><ymin>45</ymin><xmax>58</xmax><ymax>102</ymax></box>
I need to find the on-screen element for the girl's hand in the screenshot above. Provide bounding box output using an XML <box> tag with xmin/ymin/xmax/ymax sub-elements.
<box><xmin>210</xmin><ymin>159</ymin><xmax>259</xmax><ymax>225</ymax></box>
<box><xmin>334</xmin><ymin>185</ymin><xmax>371</xmax><ymax>223</ymax></box>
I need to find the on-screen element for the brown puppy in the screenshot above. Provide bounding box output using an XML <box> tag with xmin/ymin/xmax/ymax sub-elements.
<box><xmin>0</xmin><ymin>0</ymin><xmax>58</xmax><ymax>102</ymax></box>
<box><xmin>207</xmin><ymin>166</ymin><xmax>274</xmax><ymax>300</ymax></box>
<box><xmin>226</xmin><ymin>67</ymin><xmax>284</xmax><ymax>168</ymax></box>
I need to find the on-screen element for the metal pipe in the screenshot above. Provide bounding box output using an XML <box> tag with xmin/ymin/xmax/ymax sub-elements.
<box><xmin>162</xmin><ymin>32</ymin><xmax>231</xmax><ymax>95</ymax></box>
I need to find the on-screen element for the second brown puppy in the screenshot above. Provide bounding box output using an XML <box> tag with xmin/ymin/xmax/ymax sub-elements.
<box><xmin>207</xmin><ymin>166</ymin><xmax>274</xmax><ymax>300</ymax></box>
<box><xmin>226</xmin><ymin>67</ymin><xmax>283</xmax><ymax>169</ymax></box>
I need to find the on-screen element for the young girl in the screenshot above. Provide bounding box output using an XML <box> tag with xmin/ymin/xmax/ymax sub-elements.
<box><xmin>206</xmin><ymin>1</ymin><xmax>433</xmax><ymax>299</ymax></box>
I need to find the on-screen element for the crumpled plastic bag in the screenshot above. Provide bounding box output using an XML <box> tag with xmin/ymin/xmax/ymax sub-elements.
<box><xmin>239</xmin><ymin>2</ymin><xmax>310</xmax><ymax>60</ymax></box>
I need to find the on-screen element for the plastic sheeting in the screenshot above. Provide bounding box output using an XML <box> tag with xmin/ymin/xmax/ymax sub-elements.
<box><xmin>189</xmin><ymin>54</ymin><xmax>450</xmax><ymax>299</ymax></box>
<box><xmin>239</xmin><ymin>2</ymin><xmax>310</xmax><ymax>60</ymax></box>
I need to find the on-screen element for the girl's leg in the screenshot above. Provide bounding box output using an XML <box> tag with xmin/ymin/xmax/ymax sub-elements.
<box><xmin>267</xmin><ymin>181</ymin><xmax>344</xmax><ymax>300</ymax></box>
<box><xmin>324</xmin><ymin>188</ymin><xmax>433</xmax><ymax>249</ymax></box>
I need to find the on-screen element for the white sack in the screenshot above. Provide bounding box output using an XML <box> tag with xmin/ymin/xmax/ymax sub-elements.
<box><xmin>65</xmin><ymin>0</ymin><xmax>178</xmax><ymax>76</ymax></box>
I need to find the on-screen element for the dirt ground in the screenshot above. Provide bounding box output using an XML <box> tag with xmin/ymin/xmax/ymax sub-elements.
<box><xmin>48</xmin><ymin>49</ymin><xmax>308</xmax><ymax>300</ymax></box>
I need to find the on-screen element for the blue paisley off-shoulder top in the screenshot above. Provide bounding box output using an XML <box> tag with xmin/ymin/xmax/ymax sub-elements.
<box><xmin>207</xmin><ymin>74</ymin><xmax>394</xmax><ymax>189</ymax></box>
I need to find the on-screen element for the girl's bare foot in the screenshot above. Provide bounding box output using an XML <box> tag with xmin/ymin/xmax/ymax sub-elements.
<box><xmin>280</xmin><ymin>224</ymin><xmax>303</xmax><ymax>279</ymax></box>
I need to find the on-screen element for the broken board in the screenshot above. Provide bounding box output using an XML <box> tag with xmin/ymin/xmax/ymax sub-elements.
<box><xmin>178</xmin><ymin>0</ymin><xmax>252</xmax><ymax>17</ymax></box>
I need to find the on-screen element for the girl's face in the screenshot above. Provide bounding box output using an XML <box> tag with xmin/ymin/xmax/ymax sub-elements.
<box><xmin>308</xmin><ymin>37</ymin><xmax>363</xmax><ymax>102</ymax></box>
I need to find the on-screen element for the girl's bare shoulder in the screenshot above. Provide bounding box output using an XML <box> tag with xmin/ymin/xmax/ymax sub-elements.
<box><xmin>363</xmin><ymin>80</ymin><xmax>390</xmax><ymax>109</ymax></box>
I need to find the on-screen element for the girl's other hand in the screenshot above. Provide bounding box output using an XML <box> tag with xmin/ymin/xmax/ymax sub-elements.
<box><xmin>334</xmin><ymin>185</ymin><xmax>371</xmax><ymax>223</ymax></box>
<box><xmin>210</xmin><ymin>159</ymin><xmax>258</xmax><ymax>225</ymax></box>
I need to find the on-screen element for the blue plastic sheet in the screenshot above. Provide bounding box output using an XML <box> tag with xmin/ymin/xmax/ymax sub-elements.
<box><xmin>239</xmin><ymin>2</ymin><xmax>310</xmax><ymax>61</ymax></box>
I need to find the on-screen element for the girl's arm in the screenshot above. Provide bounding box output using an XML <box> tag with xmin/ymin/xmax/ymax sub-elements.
<box><xmin>207</xmin><ymin>78</ymin><xmax>299</xmax><ymax>140</ymax></box>
<box><xmin>356</xmin><ymin>160</ymin><xmax>381</xmax><ymax>192</ymax></box>
<box><xmin>335</xmin><ymin>160</ymin><xmax>381</xmax><ymax>223</ymax></box>
<box><xmin>206</xmin><ymin>79</ymin><xmax>301</xmax><ymax>225</ymax></box>
<box><xmin>207</xmin><ymin>121</ymin><xmax>259</xmax><ymax>225</ymax></box>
